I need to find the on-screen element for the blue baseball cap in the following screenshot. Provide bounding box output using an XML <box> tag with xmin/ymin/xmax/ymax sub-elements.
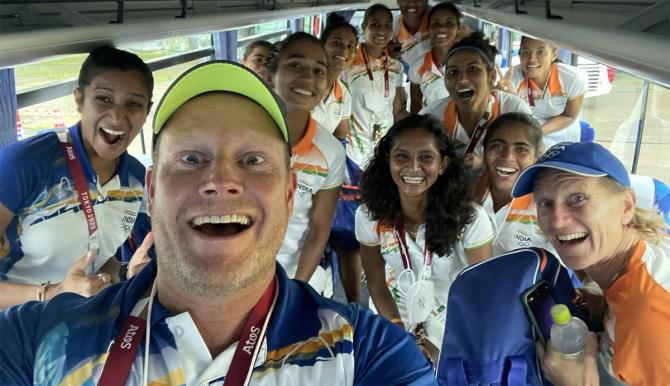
<box><xmin>512</xmin><ymin>142</ymin><xmax>631</xmax><ymax>198</ymax></box>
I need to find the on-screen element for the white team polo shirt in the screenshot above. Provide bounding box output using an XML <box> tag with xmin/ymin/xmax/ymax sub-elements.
<box><xmin>341</xmin><ymin>44</ymin><xmax>404</xmax><ymax>170</ymax></box>
<box><xmin>511</xmin><ymin>63</ymin><xmax>588</xmax><ymax>148</ymax></box>
<box><xmin>355</xmin><ymin>204</ymin><xmax>494</xmax><ymax>347</ymax></box>
<box><xmin>393</xmin><ymin>13</ymin><xmax>432</xmax><ymax>67</ymax></box>
<box><xmin>311</xmin><ymin>79</ymin><xmax>352</xmax><ymax>135</ymax></box>
<box><xmin>276</xmin><ymin>116</ymin><xmax>345</xmax><ymax>286</ymax></box>
<box><xmin>408</xmin><ymin>50</ymin><xmax>449</xmax><ymax>109</ymax></box>
<box><xmin>420</xmin><ymin>90</ymin><xmax>532</xmax><ymax>157</ymax></box>
<box><xmin>481</xmin><ymin>193</ymin><xmax>557</xmax><ymax>257</ymax></box>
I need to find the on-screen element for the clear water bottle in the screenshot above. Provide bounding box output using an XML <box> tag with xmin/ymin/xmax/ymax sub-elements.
<box><xmin>549</xmin><ymin>304</ymin><xmax>589</xmax><ymax>358</ymax></box>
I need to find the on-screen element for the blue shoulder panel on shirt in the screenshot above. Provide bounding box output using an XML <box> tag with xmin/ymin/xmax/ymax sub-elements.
<box><xmin>0</xmin><ymin>130</ymin><xmax>62</xmax><ymax>212</ymax></box>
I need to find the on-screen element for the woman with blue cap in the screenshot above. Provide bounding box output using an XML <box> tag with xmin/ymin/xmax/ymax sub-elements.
<box><xmin>512</xmin><ymin>141</ymin><xmax>670</xmax><ymax>385</ymax></box>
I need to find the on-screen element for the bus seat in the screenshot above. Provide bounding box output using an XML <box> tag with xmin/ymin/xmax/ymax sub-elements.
<box><xmin>580</xmin><ymin>120</ymin><xmax>595</xmax><ymax>142</ymax></box>
<box><xmin>630</xmin><ymin>174</ymin><xmax>670</xmax><ymax>233</ymax></box>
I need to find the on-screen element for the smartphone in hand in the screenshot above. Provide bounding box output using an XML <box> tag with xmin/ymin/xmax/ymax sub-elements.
<box><xmin>521</xmin><ymin>280</ymin><xmax>557</xmax><ymax>346</ymax></box>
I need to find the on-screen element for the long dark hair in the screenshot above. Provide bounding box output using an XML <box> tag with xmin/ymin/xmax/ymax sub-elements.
<box><xmin>265</xmin><ymin>32</ymin><xmax>325</xmax><ymax>77</ymax></box>
<box><xmin>321</xmin><ymin>13</ymin><xmax>357</xmax><ymax>44</ymax></box>
<box><xmin>428</xmin><ymin>2</ymin><xmax>462</xmax><ymax>27</ymax></box>
<box><xmin>360</xmin><ymin>114</ymin><xmax>476</xmax><ymax>255</ymax></box>
<box><xmin>447</xmin><ymin>31</ymin><xmax>497</xmax><ymax>71</ymax></box>
<box><xmin>483</xmin><ymin>112</ymin><xmax>544</xmax><ymax>157</ymax></box>
<box><xmin>78</xmin><ymin>46</ymin><xmax>153</xmax><ymax>108</ymax></box>
<box><xmin>362</xmin><ymin>4</ymin><xmax>392</xmax><ymax>28</ymax></box>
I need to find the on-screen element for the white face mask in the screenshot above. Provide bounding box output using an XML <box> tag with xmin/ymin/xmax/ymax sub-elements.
<box><xmin>406</xmin><ymin>280</ymin><xmax>436</xmax><ymax>325</ymax></box>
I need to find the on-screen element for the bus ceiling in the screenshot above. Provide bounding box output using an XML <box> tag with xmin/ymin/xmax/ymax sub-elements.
<box><xmin>0</xmin><ymin>1</ymin><xmax>366</xmax><ymax>67</ymax></box>
<box><xmin>456</xmin><ymin>0</ymin><xmax>669</xmax><ymax>89</ymax></box>
<box><xmin>0</xmin><ymin>0</ymin><xmax>668</xmax><ymax>88</ymax></box>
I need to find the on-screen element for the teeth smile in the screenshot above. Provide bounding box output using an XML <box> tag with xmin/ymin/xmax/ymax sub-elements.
<box><xmin>402</xmin><ymin>176</ymin><xmax>425</xmax><ymax>184</ymax></box>
<box><xmin>193</xmin><ymin>214</ymin><xmax>250</xmax><ymax>227</ymax></box>
<box><xmin>101</xmin><ymin>127</ymin><xmax>125</xmax><ymax>136</ymax></box>
<box><xmin>436</xmin><ymin>34</ymin><xmax>448</xmax><ymax>38</ymax></box>
<box><xmin>292</xmin><ymin>88</ymin><xmax>313</xmax><ymax>96</ymax></box>
<box><xmin>496</xmin><ymin>166</ymin><xmax>517</xmax><ymax>176</ymax></box>
<box><xmin>457</xmin><ymin>88</ymin><xmax>475</xmax><ymax>99</ymax></box>
<box><xmin>557</xmin><ymin>232</ymin><xmax>588</xmax><ymax>241</ymax></box>
<box><xmin>334</xmin><ymin>55</ymin><xmax>346</xmax><ymax>61</ymax></box>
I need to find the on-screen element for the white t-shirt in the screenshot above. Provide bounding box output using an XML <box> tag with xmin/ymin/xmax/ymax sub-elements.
<box><xmin>408</xmin><ymin>50</ymin><xmax>449</xmax><ymax>109</ymax></box>
<box><xmin>393</xmin><ymin>14</ymin><xmax>432</xmax><ymax>67</ymax></box>
<box><xmin>311</xmin><ymin>79</ymin><xmax>352</xmax><ymax>135</ymax></box>
<box><xmin>276</xmin><ymin>116</ymin><xmax>345</xmax><ymax>291</ymax></box>
<box><xmin>355</xmin><ymin>203</ymin><xmax>494</xmax><ymax>346</ymax></box>
<box><xmin>341</xmin><ymin>44</ymin><xmax>404</xmax><ymax>170</ymax></box>
<box><xmin>481</xmin><ymin>193</ymin><xmax>557</xmax><ymax>257</ymax></box>
<box><xmin>420</xmin><ymin>90</ymin><xmax>532</xmax><ymax>157</ymax></box>
<box><xmin>511</xmin><ymin>63</ymin><xmax>588</xmax><ymax>148</ymax></box>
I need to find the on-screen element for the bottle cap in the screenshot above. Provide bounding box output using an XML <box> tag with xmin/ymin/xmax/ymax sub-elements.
<box><xmin>550</xmin><ymin>304</ymin><xmax>572</xmax><ymax>325</ymax></box>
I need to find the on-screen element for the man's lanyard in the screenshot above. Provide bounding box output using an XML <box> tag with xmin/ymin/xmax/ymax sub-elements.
<box><xmin>224</xmin><ymin>277</ymin><xmax>277</xmax><ymax>385</ymax></box>
<box><xmin>447</xmin><ymin>94</ymin><xmax>495</xmax><ymax>155</ymax></box>
<box><xmin>394</xmin><ymin>220</ymin><xmax>432</xmax><ymax>281</ymax></box>
<box><xmin>56</xmin><ymin>131</ymin><xmax>100</xmax><ymax>254</ymax></box>
<box><xmin>98</xmin><ymin>296</ymin><xmax>149</xmax><ymax>386</ymax></box>
<box><xmin>361</xmin><ymin>44</ymin><xmax>389</xmax><ymax>98</ymax></box>
<box><xmin>98</xmin><ymin>277</ymin><xmax>278</xmax><ymax>386</ymax></box>
<box><xmin>430</xmin><ymin>49</ymin><xmax>444</xmax><ymax>77</ymax></box>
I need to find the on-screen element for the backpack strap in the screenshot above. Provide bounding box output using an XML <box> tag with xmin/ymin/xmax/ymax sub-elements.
<box><xmin>441</xmin><ymin>357</ymin><xmax>529</xmax><ymax>385</ymax></box>
<box><xmin>507</xmin><ymin>355</ymin><xmax>528</xmax><ymax>386</ymax></box>
<box><xmin>443</xmin><ymin>358</ymin><xmax>468</xmax><ymax>385</ymax></box>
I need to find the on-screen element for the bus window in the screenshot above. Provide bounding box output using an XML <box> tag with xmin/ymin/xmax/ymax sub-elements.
<box><xmin>15</xmin><ymin>34</ymin><xmax>214</xmax><ymax>154</ymax></box>
<box><xmin>638</xmin><ymin>83</ymin><xmax>670</xmax><ymax>178</ymax></box>
<box><xmin>467</xmin><ymin>19</ymin><xmax>669</xmax><ymax>181</ymax></box>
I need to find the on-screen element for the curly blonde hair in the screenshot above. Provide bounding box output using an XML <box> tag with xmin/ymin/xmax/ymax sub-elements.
<box><xmin>600</xmin><ymin>177</ymin><xmax>666</xmax><ymax>245</ymax></box>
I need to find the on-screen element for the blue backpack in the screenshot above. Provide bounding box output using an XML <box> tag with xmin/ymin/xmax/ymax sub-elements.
<box><xmin>436</xmin><ymin>248</ymin><xmax>578</xmax><ymax>385</ymax></box>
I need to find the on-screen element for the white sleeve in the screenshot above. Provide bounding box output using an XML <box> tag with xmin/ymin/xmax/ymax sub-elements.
<box><xmin>322</xmin><ymin>136</ymin><xmax>346</xmax><ymax>189</ymax></box>
<box><xmin>562</xmin><ymin>64</ymin><xmax>588</xmax><ymax>100</ymax></box>
<box><xmin>418</xmin><ymin>97</ymin><xmax>448</xmax><ymax>119</ymax></box>
<box><xmin>355</xmin><ymin>205</ymin><xmax>381</xmax><ymax>246</ymax></box>
<box><xmin>341</xmin><ymin>82</ymin><xmax>352</xmax><ymax>119</ymax></box>
<box><xmin>462</xmin><ymin>204</ymin><xmax>495</xmax><ymax>250</ymax></box>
